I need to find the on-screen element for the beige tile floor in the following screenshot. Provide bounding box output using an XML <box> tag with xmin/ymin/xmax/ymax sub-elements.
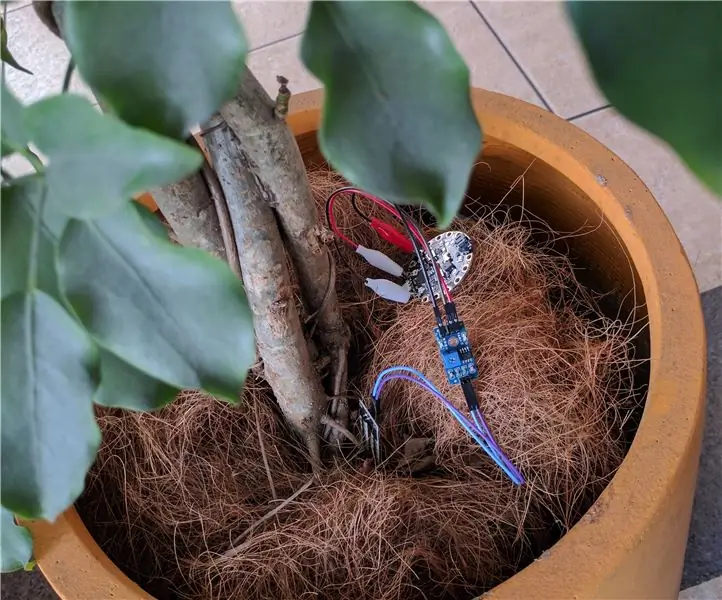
<box><xmin>2</xmin><ymin>2</ymin><xmax>721</xmax><ymax>597</ymax></box>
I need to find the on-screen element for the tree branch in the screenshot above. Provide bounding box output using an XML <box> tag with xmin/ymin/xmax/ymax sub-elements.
<box><xmin>150</xmin><ymin>170</ymin><xmax>228</xmax><ymax>261</ymax></box>
<box><xmin>190</xmin><ymin>136</ymin><xmax>241</xmax><ymax>278</ymax></box>
<box><xmin>220</xmin><ymin>71</ymin><xmax>351</xmax><ymax>407</ymax></box>
<box><xmin>205</xmin><ymin>114</ymin><xmax>324</xmax><ymax>470</ymax></box>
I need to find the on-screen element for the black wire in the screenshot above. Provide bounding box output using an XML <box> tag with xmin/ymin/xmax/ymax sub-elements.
<box><xmin>400</xmin><ymin>208</ymin><xmax>454</xmax><ymax>306</ymax></box>
<box><xmin>398</xmin><ymin>208</ymin><xmax>444</xmax><ymax>327</ymax></box>
<box><xmin>326</xmin><ymin>189</ymin><xmax>371</xmax><ymax>230</ymax></box>
<box><xmin>350</xmin><ymin>193</ymin><xmax>373</xmax><ymax>222</ymax></box>
<box><xmin>461</xmin><ymin>379</ymin><xmax>480</xmax><ymax>411</ymax></box>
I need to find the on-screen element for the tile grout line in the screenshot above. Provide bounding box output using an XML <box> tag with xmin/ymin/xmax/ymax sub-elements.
<box><xmin>248</xmin><ymin>31</ymin><xmax>304</xmax><ymax>55</ymax></box>
<box><xmin>6</xmin><ymin>2</ymin><xmax>31</xmax><ymax>14</ymax></box>
<box><xmin>467</xmin><ymin>0</ymin><xmax>553</xmax><ymax>114</ymax></box>
<box><xmin>567</xmin><ymin>104</ymin><xmax>612</xmax><ymax>123</ymax></box>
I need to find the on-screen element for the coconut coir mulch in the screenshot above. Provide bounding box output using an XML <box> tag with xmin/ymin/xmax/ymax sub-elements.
<box><xmin>77</xmin><ymin>169</ymin><xmax>644</xmax><ymax>600</ymax></box>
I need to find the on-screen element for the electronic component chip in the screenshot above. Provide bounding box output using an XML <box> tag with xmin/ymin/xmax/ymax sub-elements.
<box><xmin>406</xmin><ymin>231</ymin><xmax>473</xmax><ymax>301</ymax></box>
<box><xmin>434</xmin><ymin>323</ymin><xmax>478</xmax><ymax>385</ymax></box>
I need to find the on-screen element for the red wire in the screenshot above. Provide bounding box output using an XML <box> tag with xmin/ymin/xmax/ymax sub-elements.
<box><xmin>327</xmin><ymin>186</ymin><xmax>452</xmax><ymax>302</ymax></box>
<box><xmin>327</xmin><ymin>189</ymin><xmax>358</xmax><ymax>248</ymax></box>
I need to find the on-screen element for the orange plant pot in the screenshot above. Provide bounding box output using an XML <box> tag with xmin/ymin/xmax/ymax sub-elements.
<box><xmin>28</xmin><ymin>89</ymin><xmax>706</xmax><ymax>600</ymax></box>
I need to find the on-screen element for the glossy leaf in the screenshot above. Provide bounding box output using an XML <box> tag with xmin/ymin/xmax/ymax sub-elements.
<box><xmin>1</xmin><ymin>291</ymin><xmax>100</xmax><ymax>521</ymax></box>
<box><xmin>1</xmin><ymin>84</ymin><xmax>28</xmax><ymax>157</ymax></box>
<box><xmin>568</xmin><ymin>1</ymin><xmax>722</xmax><ymax>195</ymax></box>
<box><xmin>0</xmin><ymin>508</ymin><xmax>32</xmax><ymax>573</ymax></box>
<box><xmin>134</xmin><ymin>203</ymin><xmax>169</xmax><ymax>240</ymax></box>
<box><xmin>24</xmin><ymin>95</ymin><xmax>202</xmax><ymax>219</ymax></box>
<box><xmin>96</xmin><ymin>349</ymin><xmax>179</xmax><ymax>411</ymax></box>
<box><xmin>58</xmin><ymin>202</ymin><xmax>254</xmax><ymax>402</ymax></box>
<box><xmin>301</xmin><ymin>0</ymin><xmax>481</xmax><ymax>226</ymax></box>
<box><xmin>1</xmin><ymin>176</ymin><xmax>66</xmax><ymax>301</ymax></box>
<box><xmin>1</xmin><ymin>17</ymin><xmax>32</xmax><ymax>75</ymax></box>
<box><xmin>64</xmin><ymin>1</ymin><xmax>247</xmax><ymax>138</ymax></box>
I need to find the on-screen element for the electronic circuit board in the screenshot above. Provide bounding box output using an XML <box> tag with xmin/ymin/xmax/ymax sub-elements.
<box><xmin>434</xmin><ymin>322</ymin><xmax>479</xmax><ymax>385</ymax></box>
<box><xmin>406</xmin><ymin>231</ymin><xmax>473</xmax><ymax>302</ymax></box>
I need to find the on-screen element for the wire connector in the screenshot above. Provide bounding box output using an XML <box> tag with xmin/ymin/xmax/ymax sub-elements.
<box><xmin>369</xmin><ymin>219</ymin><xmax>414</xmax><ymax>254</ymax></box>
<box><xmin>356</xmin><ymin>246</ymin><xmax>404</xmax><ymax>277</ymax></box>
<box><xmin>365</xmin><ymin>278</ymin><xmax>411</xmax><ymax>303</ymax></box>
<box><xmin>461</xmin><ymin>379</ymin><xmax>479</xmax><ymax>411</ymax></box>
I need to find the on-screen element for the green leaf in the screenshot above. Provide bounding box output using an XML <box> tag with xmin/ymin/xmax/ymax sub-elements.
<box><xmin>24</xmin><ymin>94</ymin><xmax>202</xmax><ymax>219</ymax></box>
<box><xmin>1</xmin><ymin>176</ymin><xmax>66</xmax><ymax>301</ymax></box>
<box><xmin>300</xmin><ymin>0</ymin><xmax>481</xmax><ymax>226</ymax></box>
<box><xmin>0</xmin><ymin>508</ymin><xmax>32</xmax><ymax>573</ymax></box>
<box><xmin>0</xmin><ymin>187</ymin><xmax>175</xmax><ymax>411</ymax></box>
<box><xmin>1</xmin><ymin>17</ymin><xmax>32</xmax><ymax>75</ymax></box>
<box><xmin>1</xmin><ymin>84</ymin><xmax>29</xmax><ymax>157</ymax></box>
<box><xmin>1</xmin><ymin>291</ymin><xmax>100</xmax><ymax>521</ymax></box>
<box><xmin>64</xmin><ymin>1</ymin><xmax>247</xmax><ymax>138</ymax></box>
<box><xmin>96</xmin><ymin>349</ymin><xmax>179</xmax><ymax>411</ymax></box>
<box><xmin>58</xmin><ymin>202</ymin><xmax>254</xmax><ymax>402</ymax></box>
<box><xmin>134</xmin><ymin>203</ymin><xmax>169</xmax><ymax>240</ymax></box>
<box><xmin>567</xmin><ymin>1</ymin><xmax>722</xmax><ymax>195</ymax></box>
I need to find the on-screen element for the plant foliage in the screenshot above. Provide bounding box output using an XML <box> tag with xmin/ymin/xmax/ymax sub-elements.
<box><xmin>64</xmin><ymin>1</ymin><xmax>248</xmax><ymax>138</ymax></box>
<box><xmin>0</xmin><ymin>1</ymin><xmax>256</xmax><ymax>560</ymax></box>
<box><xmin>0</xmin><ymin>508</ymin><xmax>32</xmax><ymax>573</ymax></box>
<box><xmin>1</xmin><ymin>16</ymin><xmax>31</xmax><ymax>75</ymax></box>
<box><xmin>568</xmin><ymin>1</ymin><xmax>722</xmax><ymax>195</ymax></box>
<box><xmin>301</xmin><ymin>0</ymin><xmax>482</xmax><ymax>226</ymax></box>
<box><xmin>25</xmin><ymin>95</ymin><xmax>202</xmax><ymax>218</ymax></box>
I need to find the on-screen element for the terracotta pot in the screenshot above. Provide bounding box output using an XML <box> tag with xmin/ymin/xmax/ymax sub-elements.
<box><xmin>28</xmin><ymin>89</ymin><xmax>706</xmax><ymax>600</ymax></box>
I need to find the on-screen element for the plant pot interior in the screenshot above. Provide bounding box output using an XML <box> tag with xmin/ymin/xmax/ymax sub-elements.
<box><xmin>77</xmin><ymin>131</ymin><xmax>650</xmax><ymax>600</ymax></box>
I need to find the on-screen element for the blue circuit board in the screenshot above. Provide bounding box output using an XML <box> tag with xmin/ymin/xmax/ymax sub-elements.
<box><xmin>434</xmin><ymin>322</ymin><xmax>478</xmax><ymax>385</ymax></box>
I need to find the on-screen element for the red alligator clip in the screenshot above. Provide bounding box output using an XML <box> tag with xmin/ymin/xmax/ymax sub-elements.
<box><xmin>370</xmin><ymin>218</ymin><xmax>414</xmax><ymax>254</ymax></box>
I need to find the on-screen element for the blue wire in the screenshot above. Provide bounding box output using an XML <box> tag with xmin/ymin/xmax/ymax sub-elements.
<box><xmin>373</xmin><ymin>366</ymin><xmax>441</xmax><ymax>397</ymax></box>
<box><xmin>372</xmin><ymin>367</ymin><xmax>524</xmax><ymax>485</ymax></box>
<box><xmin>471</xmin><ymin>409</ymin><xmax>524</xmax><ymax>484</ymax></box>
<box><xmin>376</xmin><ymin>373</ymin><xmax>521</xmax><ymax>484</ymax></box>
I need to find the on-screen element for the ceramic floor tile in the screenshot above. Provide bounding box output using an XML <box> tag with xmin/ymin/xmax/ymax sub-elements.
<box><xmin>421</xmin><ymin>1</ymin><xmax>542</xmax><ymax>107</ymax></box>
<box><xmin>247</xmin><ymin>34</ymin><xmax>319</xmax><ymax>97</ymax></box>
<box><xmin>246</xmin><ymin>2</ymin><xmax>542</xmax><ymax>108</ymax></box>
<box><xmin>575</xmin><ymin>108</ymin><xmax>722</xmax><ymax>293</ymax></box>
<box><xmin>3</xmin><ymin>5</ymin><xmax>95</xmax><ymax>106</ymax></box>
<box><xmin>6</xmin><ymin>0</ymin><xmax>31</xmax><ymax>12</ymax></box>
<box><xmin>474</xmin><ymin>1</ymin><xmax>607</xmax><ymax>118</ymax></box>
<box><xmin>232</xmin><ymin>1</ymin><xmax>308</xmax><ymax>51</ymax></box>
<box><xmin>680</xmin><ymin>577</ymin><xmax>722</xmax><ymax>600</ymax></box>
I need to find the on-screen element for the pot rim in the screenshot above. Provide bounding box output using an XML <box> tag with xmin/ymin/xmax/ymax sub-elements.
<box><xmin>28</xmin><ymin>88</ymin><xmax>706</xmax><ymax>600</ymax></box>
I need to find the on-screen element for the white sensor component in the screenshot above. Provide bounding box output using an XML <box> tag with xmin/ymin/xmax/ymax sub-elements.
<box><xmin>365</xmin><ymin>279</ymin><xmax>411</xmax><ymax>303</ymax></box>
<box><xmin>356</xmin><ymin>245</ymin><xmax>404</xmax><ymax>277</ymax></box>
<box><xmin>405</xmin><ymin>230</ymin><xmax>473</xmax><ymax>301</ymax></box>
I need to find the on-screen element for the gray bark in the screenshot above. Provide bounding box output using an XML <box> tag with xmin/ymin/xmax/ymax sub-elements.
<box><xmin>220</xmin><ymin>71</ymin><xmax>350</xmax><ymax>403</ymax></box>
<box><xmin>151</xmin><ymin>172</ymin><xmax>228</xmax><ymax>261</ymax></box>
<box><xmin>205</xmin><ymin>115</ymin><xmax>323</xmax><ymax>469</ymax></box>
